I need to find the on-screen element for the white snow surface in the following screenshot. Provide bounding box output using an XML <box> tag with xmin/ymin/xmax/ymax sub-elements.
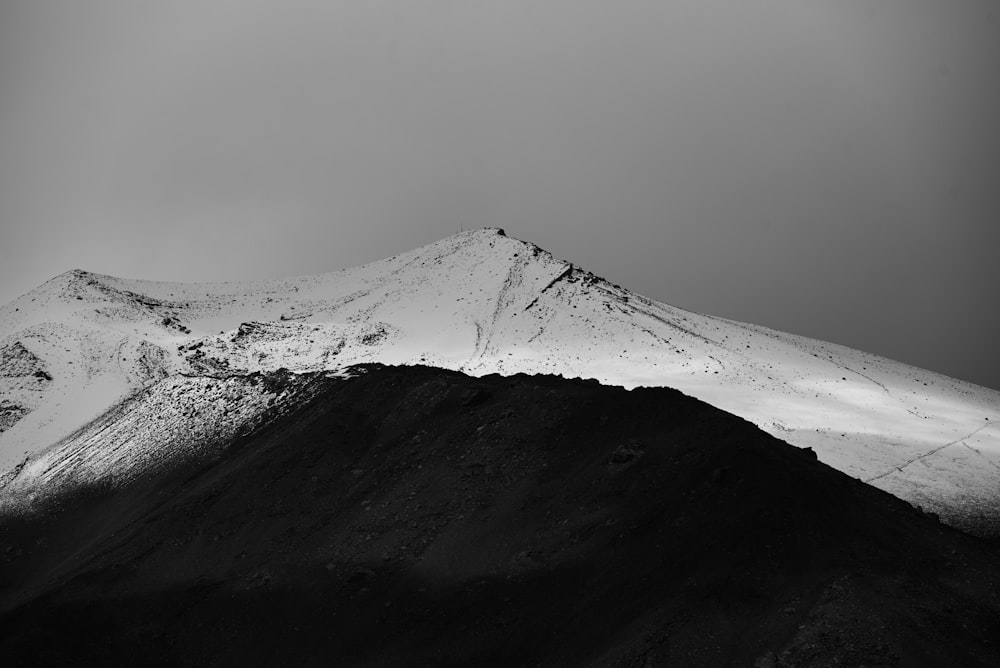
<box><xmin>1</xmin><ymin>228</ymin><xmax>998</xmax><ymax>527</ymax></box>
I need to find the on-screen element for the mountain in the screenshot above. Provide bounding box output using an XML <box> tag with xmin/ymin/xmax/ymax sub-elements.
<box><xmin>2</xmin><ymin>365</ymin><xmax>999</xmax><ymax>667</ymax></box>
<box><xmin>1</xmin><ymin>228</ymin><xmax>998</xmax><ymax>533</ymax></box>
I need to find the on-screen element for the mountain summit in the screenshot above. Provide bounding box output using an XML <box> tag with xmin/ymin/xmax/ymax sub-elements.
<box><xmin>1</xmin><ymin>228</ymin><xmax>998</xmax><ymax>532</ymax></box>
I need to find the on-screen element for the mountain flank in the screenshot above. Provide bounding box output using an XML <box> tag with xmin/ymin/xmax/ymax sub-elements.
<box><xmin>2</xmin><ymin>365</ymin><xmax>998</xmax><ymax>667</ymax></box>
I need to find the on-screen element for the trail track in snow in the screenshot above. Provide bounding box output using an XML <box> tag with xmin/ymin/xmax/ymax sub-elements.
<box><xmin>865</xmin><ymin>423</ymin><xmax>996</xmax><ymax>484</ymax></box>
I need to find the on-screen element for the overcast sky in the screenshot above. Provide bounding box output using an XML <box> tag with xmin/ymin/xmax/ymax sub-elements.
<box><xmin>1</xmin><ymin>0</ymin><xmax>998</xmax><ymax>389</ymax></box>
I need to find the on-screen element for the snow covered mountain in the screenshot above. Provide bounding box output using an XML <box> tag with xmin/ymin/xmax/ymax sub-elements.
<box><xmin>1</xmin><ymin>228</ymin><xmax>997</xmax><ymax>532</ymax></box>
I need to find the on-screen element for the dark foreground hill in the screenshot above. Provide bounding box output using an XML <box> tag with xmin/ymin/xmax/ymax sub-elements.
<box><xmin>1</xmin><ymin>365</ymin><xmax>998</xmax><ymax>667</ymax></box>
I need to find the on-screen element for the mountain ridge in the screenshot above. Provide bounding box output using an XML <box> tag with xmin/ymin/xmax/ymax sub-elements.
<box><xmin>1</xmin><ymin>228</ymin><xmax>998</xmax><ymax>533</ymax></box>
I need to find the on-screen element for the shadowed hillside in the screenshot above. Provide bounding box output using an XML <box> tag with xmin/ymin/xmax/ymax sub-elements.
<box><xmin>1</xmin><ymin>365</ymin><xmax>998</xmax><ymax>667</ymax></box>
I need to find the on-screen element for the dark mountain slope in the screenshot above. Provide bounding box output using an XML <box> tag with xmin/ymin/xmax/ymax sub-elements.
<box><xmin>1</xmin><ymin>365</ymin><xmax>998</xmax><ymax>667</ymax></box>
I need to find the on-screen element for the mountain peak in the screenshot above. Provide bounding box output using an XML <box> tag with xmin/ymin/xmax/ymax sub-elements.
<box><xmin>456</xmin><ymin>226</ymin><xmax>505</xmax><ymax>237</ymax></box>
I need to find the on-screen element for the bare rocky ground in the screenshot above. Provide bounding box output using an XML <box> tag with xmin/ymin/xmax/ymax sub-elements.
<box><xmin>1</xmin><ymin>364</ymin><xmax>998</xmax><ymax>667</ymax></box>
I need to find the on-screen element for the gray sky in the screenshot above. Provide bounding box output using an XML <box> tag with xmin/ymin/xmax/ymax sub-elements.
<box><xmin>1</xmin><ymin>0</ymin><xmax>998</xmax><ymax>389</ymax></box>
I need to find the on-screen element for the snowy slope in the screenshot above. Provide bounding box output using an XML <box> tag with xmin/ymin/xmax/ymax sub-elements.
<box><xmin>1</xmin><ymin>228</ymin><xmax>998</xmax><ymax>530</ymax></box>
